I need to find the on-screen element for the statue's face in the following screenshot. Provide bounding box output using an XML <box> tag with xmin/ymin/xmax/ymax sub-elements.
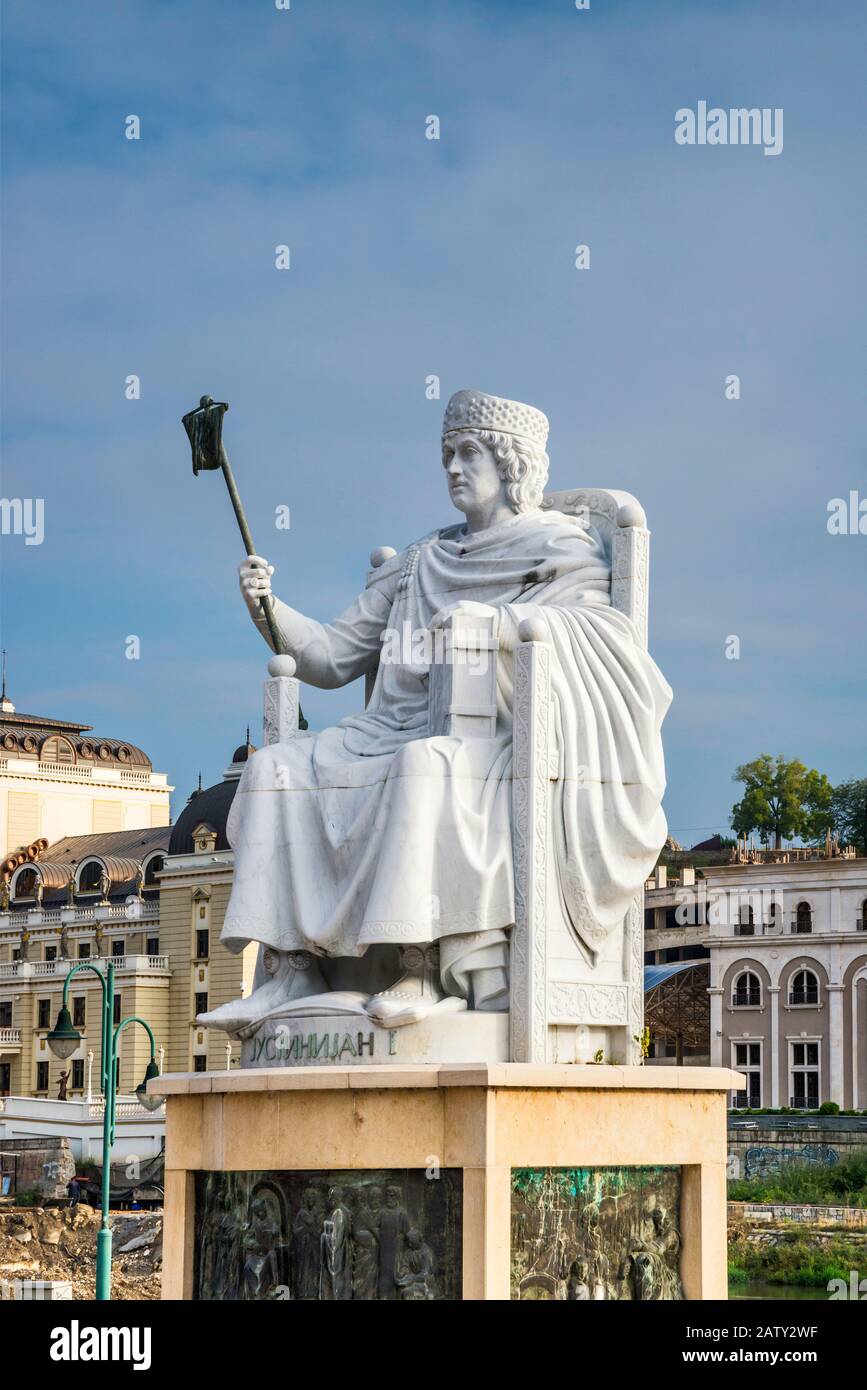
<box><xmin>442</xmin><ymin>431</ymin><xmax>506</xmax><ymax>516</ymax></box>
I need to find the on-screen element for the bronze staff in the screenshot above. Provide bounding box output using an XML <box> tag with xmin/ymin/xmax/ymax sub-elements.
<box><xmin>182</xmin><ymin>395</ymin><xmax>307</xmax><ymax>728</ymax></box>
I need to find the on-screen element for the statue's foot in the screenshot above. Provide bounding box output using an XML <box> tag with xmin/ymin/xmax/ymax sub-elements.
<box><xmin>364</xmin><ymin>944</ymin><xmax>467</xmax><ymax>1028</ymax></box>
<box><xmin>197</xmin><ymin>949</ymin><xmax>330</xmax><ymax>1035</ymax></box>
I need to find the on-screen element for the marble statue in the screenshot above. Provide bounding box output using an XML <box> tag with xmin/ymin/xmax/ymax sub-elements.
<box><xmin>200</xmin><ymin>390</ymin><xmax>671</xmax><ymax>1054</ymax></box>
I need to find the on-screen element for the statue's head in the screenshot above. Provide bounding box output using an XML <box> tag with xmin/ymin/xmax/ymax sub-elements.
<box><xmin>442</xmin><ymin>390</ymin><xmax>549</xmax><ymax>517</ymax></box>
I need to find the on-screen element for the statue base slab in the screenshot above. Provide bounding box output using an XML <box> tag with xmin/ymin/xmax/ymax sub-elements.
<box><xmin>239</xmin><ymin>1009</ymin><xmax>509</xmax><ymax>1068</ymax></box>
<box><xmin>154</xmin><ymin>1062</ymin><xmax>743</xmax><ymax>1301</ymax></box>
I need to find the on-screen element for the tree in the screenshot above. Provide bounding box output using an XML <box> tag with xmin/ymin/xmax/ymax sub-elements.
<box><xmin>731</xmin><ymin>755</ymin><xmax>833</xmax><ymax>849</ymax></box>
<box><xmin>830</xmin><ymin>777</ymin><xmax>867</xmax><ymax>856</ymax></box>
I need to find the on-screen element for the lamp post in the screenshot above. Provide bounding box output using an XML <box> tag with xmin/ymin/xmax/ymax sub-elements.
<box><xmin>46</xmin><ymin>959</ymin><xmax>161</xmax><ymax>1301</ymax></box>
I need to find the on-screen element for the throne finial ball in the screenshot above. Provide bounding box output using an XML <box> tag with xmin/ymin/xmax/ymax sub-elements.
<box><xmin>267</xmin><ymin>654</ymin><xmax>297</xmax><ymax>678</ymax></box>
<box><xmin>616</xmin><ymin>501</ymin><xmax>646</xmax><ymax>529</ymax></box>
<box><xmin>370</xmin><ymin>546</ymin><xmax>397</xmax><ymax>569</ymax></box>
<box><xmin>517</xmin><ymin>616</ymin><xmax>549</xmax><ymax>644</ymax></box>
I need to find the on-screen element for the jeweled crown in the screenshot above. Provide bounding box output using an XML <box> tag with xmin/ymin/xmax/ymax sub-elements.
<box><xmin>442</xmin><ymin>390</ymin><xmax>549</xmax><ymax>447</ymax></box>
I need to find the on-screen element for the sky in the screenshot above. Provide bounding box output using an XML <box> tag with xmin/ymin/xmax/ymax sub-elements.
<box><xmin>1</xmin><ymin>0</ymin><xmax>865</xmax><ymax>842</ymax></box>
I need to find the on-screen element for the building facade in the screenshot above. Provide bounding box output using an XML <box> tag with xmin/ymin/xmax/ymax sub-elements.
<box><xmin>644</xmin><ymin>851</ymin><xmax>867</xmax><ymax>1106</ymax></box>
<box><xmin>0</xmin><ymin>741</ymin><xmax>258</xmax><ymax>1098</ymax></box>
<box><xmin>0</xmin><ymin>695</ymin><xmax>171</xmax><ymax>857</ymax></box>
<box><xmin>157</xmin><ymin>742</ymin><xmax>258</xmax><ymax>1075</ymax></box>
<box><xmin>704</xmin><ymin>856</ymin><xmax>867</xmax><ymax>1110</ymax></box>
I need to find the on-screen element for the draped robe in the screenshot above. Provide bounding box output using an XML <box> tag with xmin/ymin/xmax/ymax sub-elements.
<box><xmin>221</xmin><ymin>508</ymin><xmax>671</xmax><ymax>972</ymax></box>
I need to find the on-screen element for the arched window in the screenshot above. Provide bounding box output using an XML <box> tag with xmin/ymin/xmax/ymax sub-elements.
<box><xmin>40</xmin><ymin>735</ymin><xmax>75</xmax><ymax>764</ymax></box>
<box><xmin>143</xmin><ymin>855</ymin><xmax>164</xmax><ymax>887</ymax></box>
<box><xmin>789</xmin><ymin>968</ymin><xmax>819</xmax><ymax>1006</ymax></box>
<box><xmin>77</xmin><ymin>860</ymin><xmax>103</xmax><ymax>894</ymax></box>
<box><xmin>767</xmin><ymin>901</ymin><xmax>783</xmax><ymax>934</ymax></box>
<box><xmin>793</xmin><ymin>901</ymin><xmax>812</xmax><ymax>934</ymax></box>
<box><xmin>733</xmin><ymin>970</ymin><xmax>761</xmax><ymax>1007</ymax></box>
<box><xmin>13</xmin><ymin>866</ymin><xmax>38</xmax><ymax>899</ymax></box>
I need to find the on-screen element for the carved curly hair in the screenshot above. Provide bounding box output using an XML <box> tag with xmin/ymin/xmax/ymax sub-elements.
<box><xmin>442</xmin><ymin>429</ymin><xmax>549</xmax><ymax>513</ymax></box>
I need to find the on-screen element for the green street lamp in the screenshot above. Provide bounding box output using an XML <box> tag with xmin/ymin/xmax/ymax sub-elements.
<box><xmin>46</xmin><ymin>958</ymin><xmax>162</xmax><ymax>1300</ymax></box>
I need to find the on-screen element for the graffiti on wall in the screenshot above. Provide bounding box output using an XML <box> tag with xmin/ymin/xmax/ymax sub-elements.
<box><xmin>742</xmin><ymin>1144</ymin><xmax>839</xmax><ymax>1180</ymax></box>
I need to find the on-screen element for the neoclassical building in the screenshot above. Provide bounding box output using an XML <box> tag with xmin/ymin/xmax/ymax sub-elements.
<box><xmin>0</xmin><ymin>692</ymin><xmax>171</xmax><ymax>856</ymax></box>
<box><xmin>702</xmin><ymin>857</ymin><xmax>867</xmax><ymax>1109</ymax></box>
<box><xmin>0</xmin><ymin>738</ymin><xmax>258</xmax><ymax>1097</ymax></box>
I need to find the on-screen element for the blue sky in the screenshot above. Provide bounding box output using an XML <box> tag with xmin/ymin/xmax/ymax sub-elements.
<box><xmin>1</xmin><ymin>0</ymin><xmax>865</xmax><ymax>842</ymax></box>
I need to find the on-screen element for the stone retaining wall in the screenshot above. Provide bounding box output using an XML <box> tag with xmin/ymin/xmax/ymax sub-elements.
<box><xmin>728</xmin><ymin>1200</ymin><xmax>867</xmax><ymax>1228</ymax></box>
<box><xmin>728</xmin><ymin>1115</ymin><xmax>867</xmax><ymax>1179</ymax></box>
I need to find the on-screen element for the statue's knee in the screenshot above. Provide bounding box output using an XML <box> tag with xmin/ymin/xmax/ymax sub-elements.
<box><xmin>392</xmin><ymin>739</ymin><xmax>436</xmax><ymax>779</ymax></box>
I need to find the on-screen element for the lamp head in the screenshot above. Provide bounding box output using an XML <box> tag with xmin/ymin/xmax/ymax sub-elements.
<box><xmin>47</xmin><ymin>1004</ymin><xmax>81</xmax><ymax>1060</ymax></box>
<box><xmin>135</xmin><ymin>1057</ymin><xmax>163</xmax><ymax>1112</ymax></box>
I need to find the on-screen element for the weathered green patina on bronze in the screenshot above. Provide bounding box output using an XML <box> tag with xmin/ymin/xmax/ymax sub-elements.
<box><xmin>511</xmin><ymin>1165</ymin><xmax>682</xmax><ymax>1300</ymax></box>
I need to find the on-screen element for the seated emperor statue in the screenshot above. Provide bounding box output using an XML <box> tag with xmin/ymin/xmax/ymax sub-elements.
<box><xmin>200</xmin><ymin>390</ymin><xmax>671</xmax><ymax>1035</ymax></box>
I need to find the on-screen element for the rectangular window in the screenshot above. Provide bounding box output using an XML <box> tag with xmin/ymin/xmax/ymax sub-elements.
<box><xmin>71</xmin><ymin>1059</ymin><xmax>84</xmax><ymax>1090</ymax></box>
<box><xmin>196</xmin><ymin>929</ymin><xmax>209</xmax><ymax>959</ymax></box>
<box><xmin>194</xmin><ymin>1054</ymin><xmax>207</xmax><ymax>1073</ymax></box>
<box><xmin>72</xmin><ymin>996</ymin><xmax>86</xmax><ymax>1028</ymax></box>
<box><xmin>0</xmin><ymin>1002</ymin><xmax>11</xmax><ymax>1027</ymax></box>
<box><xmin>112</xmin><ymin>940</ymin><xmax>124</xmax><ymax>958</ymax></box>
<box><xmin>790</xmin><ymin>1041</ymin><xmax>820</xmax><ymax>1109</ymax></box>
<box><xmin>37</xmin><ymin>998</ymin><xmax>51</xmax><ymax>1029</ymax></box>
<box><xmin>733</xmin><ymin>1042</ymin><xmax>762</xmax><ymax>1107</ymax></box>
<box><xmin>44</xmin><ymin>946</ymin><xmax>57</xmax><ymax>962</ymax></box>
<box><xmin>78</xmin><ymin>942</ymin><xmax>91</xmax><ymax>959</ymax></box>
<box><xmin>195</xmin><ymin>992</ymin><xmax>208</xmax><ymax>1016</ymax></box>
<box><xmin>36</xmin><ymin>1061</ymin><xmax>49</xmax><ymax>1092</ymax></box>
<box><xmin>12</xmin><ymin>948</ymin><xmax>21</xmax><ymax>962</ymax></box>
<box><xmin>146</xmin><ymin>937</ymin><xmax>160</xmax><ymax>957</ymax></box>
<box><xmin>113</xmin><ymin>993</ymin><xmax>122</xmax><ymax>1026</ymax></box>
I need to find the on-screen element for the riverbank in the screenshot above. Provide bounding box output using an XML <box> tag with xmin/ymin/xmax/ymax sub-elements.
<box><xmin>728</xmin><ymin>1211</ymin><xmax>867</xmax><ymax>1289</ymax></box>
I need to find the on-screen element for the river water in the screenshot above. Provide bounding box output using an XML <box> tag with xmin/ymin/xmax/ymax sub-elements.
<box><xmin>730</xmin><ymin>1281</ymin><xmax>829</xmax><ymax>1301</ymax></box>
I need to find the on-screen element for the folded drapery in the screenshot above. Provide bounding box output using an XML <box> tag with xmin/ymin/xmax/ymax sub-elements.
<box><xmin>221</xmin><ymin>507</ymin><xmax>671</xmax><ymax>967</ymax></box>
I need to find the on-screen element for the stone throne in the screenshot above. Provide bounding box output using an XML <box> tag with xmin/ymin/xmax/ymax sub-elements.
<box><xmin>262</xmin><ymin>487</ymin><xmax>650</xmax><ymax>1068</ymax></box>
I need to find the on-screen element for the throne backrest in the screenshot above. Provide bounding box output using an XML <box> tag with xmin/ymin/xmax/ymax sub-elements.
<box><xmin>541</xmin><ymin>488</ymin><xmax>650</xmax><ymax>650</ymax></box>
<box><xmin>364</xmin><ymin>488</ymin><xmax>650</xmax><ymax>705</ymax></box>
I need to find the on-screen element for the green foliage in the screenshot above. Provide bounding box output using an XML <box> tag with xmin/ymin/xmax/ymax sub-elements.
<box><xmin>727</xmin><ymin>1230</ymin><xmax>864</xmax><ymax>1287</ymax></box>
<box><xmin>729</xmin><ymin>1148</ymin><xmax>867</xmax><ymax>1209</ymax></box>
<box><xmin>818</xmin><ymin>1101</ymin><xmax>840</xmax><ymax>1115</ymax></box>
<box><xmin>731</xmin><ymin>755</ymin><xmax>834</xmax><ymax>849</ymax></box>
<box><xmin>13</xmin><ymin>1187</ymin><xmax>42</xmax><ymax>1207</ymax></box>
<box><xmin>830</xmin><ymin>777</ymin><xmax>867</xmax><ymax>856</ymax></box>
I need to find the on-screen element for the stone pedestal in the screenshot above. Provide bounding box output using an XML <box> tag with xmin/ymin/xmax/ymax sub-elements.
<box><xmin>156</xmin><ymin>1063</ymin><xmax>742</xmax><ymax>1301</ymax></box>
